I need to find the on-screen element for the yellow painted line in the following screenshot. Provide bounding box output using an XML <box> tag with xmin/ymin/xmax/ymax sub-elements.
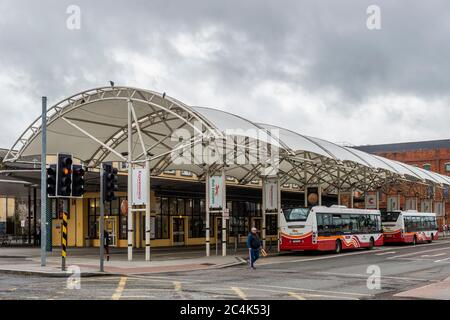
<box><xmin>231</xmin><ymin>287</ymin><xmax>247</xmax><ymax>300</ymax></box>
<box><xmin>288</xmin><ymin>292</ymin><xmax>306</xmax><ymax>300</ymax></box>
<box><xmin>112</xmin><ymin>277</ymin><xmax>127</xmax><ymax>300</ymax></box>
<box><xmin>238</xmin><ymin>286</ymin><xmax>358</xmax><ymax>300</ymax></box>
<box><xmin>253</xmin><ymin>284</ymin><xmax>368</xmax><ymax>297</ymax></box>
<box><xmin>174</xmin><ymin>281</ymin><xmax>182</xmax><ymax>292</ymax></box>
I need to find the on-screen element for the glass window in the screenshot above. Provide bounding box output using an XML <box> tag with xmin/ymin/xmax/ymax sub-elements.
<box><xmin>332</xmin><ymin>214</ymin><xmax>343</xmax><ymax>235</ymax></box>
<box><xmin>111</xmin><ymin>198</ymin><xmax>119</xmax><ymax>215</ymax></box>
<box><xmin>177</xmin><ymin>198</ymin><xmax>184</xmax><ymax>215</ymax></box>
<box><xmin>169</xmin><ymin>198</ymin><xmax>177</xmax><ymax>216</ymax></box>
<box><xmin>423</xmin><ymin>163</ymin><xmax>431</xmax><ymax>171</ymax></box>
<box><xmin>382</xmin><ymin>211</ymin><xmax>400</xmax><ymax>222</ymax></box>
<box><xmin>350</xmin><ymin>215</ymin><xmax>360</xmax><ymax>233</ymax></box>
<box><xmin>284</xmin><ymin>207</ymin><xmax>310</xmax><ymax>222</ymax></box>
<box><xmin>341</xmin><ymin>215</ymin><xmax>351</xmax><ymax>234</ymax></box>
<box><xmin>161</xmin><ymin>198</ymin><xmax>169</xmax><ymax>215</ymax></box>
<box><xmin>321</xmin><ymin>214</ymin><xmax>333</xmax><ymax>235</ymax></box>
<box><xmin>266</xmin><ymin>215</ymin><xmax>278</xmax><ymax>236</ymax></box>
<box><xmin>445</xmin><ymin>163</ymin><xmax>450</xmax><ymax>172</ymax></box>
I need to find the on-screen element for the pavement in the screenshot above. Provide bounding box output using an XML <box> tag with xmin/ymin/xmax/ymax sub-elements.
<box><xmin>1</xmin><ymin>240</ymin><xmax>450</xmax><ymax>299</ymax></box>
<box><xmin>0</xmin><ymin>245</ymin><xmax>248</xmax><ymax>277</ymax></box>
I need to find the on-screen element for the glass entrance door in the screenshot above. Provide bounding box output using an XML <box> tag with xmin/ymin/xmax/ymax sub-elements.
<box><xmin>104</xmin><ymin>217</ymin><xmax>117</xmax><ymax>247</ymax></box>
<box><xmin>172</xmin><ymin>217</ymin><xmax>185</xmax><ymax>246</ymax></box>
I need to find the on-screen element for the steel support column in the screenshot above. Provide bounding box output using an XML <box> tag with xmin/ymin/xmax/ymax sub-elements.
<box><xmin>127</xmin><ymin>99</ymin><xmax>133</xmax><ymax>261</ymax></box>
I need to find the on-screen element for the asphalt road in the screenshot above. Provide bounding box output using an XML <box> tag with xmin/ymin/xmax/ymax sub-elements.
<box><xmin>1</xmin><ymin>240</ymin><xmax>450</xmax><ymax>300</ymax></box>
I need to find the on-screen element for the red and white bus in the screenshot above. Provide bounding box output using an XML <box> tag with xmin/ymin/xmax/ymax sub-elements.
<box><xmin>280</xmin><ymin>205</ymin><xmax>383</xmax><ymax>253</ymax></box>
<box><xmin>382</xmin><ymin>210</ymin><xmax>438</xmax><ymax>244</ymax></box>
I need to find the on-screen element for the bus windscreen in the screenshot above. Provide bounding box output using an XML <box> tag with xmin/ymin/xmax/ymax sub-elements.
<box><xmin>283</xmin><ymin>207</ymin><xmax>310</xmax><ymax>222</ymax></box>
<box><xmin>381</xmin><ymin>212</ymin><xmax>400</xmax><ymax>222</ymax></box>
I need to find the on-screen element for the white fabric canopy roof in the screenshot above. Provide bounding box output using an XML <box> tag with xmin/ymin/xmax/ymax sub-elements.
<box><xmin>3</xmin><ymin>86</ymin><xmax>449</xmax><ymax>191</ymax></box>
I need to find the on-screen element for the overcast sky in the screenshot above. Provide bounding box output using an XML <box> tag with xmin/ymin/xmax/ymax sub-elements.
<box><xmin>1</xmin><ymin>0</ymin><xmax>449</xmax><ymax>149</ymax></box>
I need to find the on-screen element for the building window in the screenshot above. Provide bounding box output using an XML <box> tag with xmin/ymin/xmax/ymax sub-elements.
<box><xmin>50</xmin><ymin>198</ymin><xmax>70</xmax><ymax>219</ymax></box>
<box><xmin>266</xmin><ymin>215</ymin><xmax>278</xmax><ymax>236</ymax></box>
<box><xmin>423</xmin><ymin>163</ymin><xmax>431</xmax><ymax>171</ymax></box>
<box><xmin>87</xmin><ymin>197</ymin><xmax>124</xmax><ymax>239</ymax></box>
<box><xmin>189</xmin><ymin>199</ymin><xmax>206</xmax><ymax>238</ymax></box>
<box><xmin>445</xmin><ymin>163</ymin><xmax>450</xmax><ymax>172</ymax></box>
<box><xmin>180</xmin><ymin>170</ymin><xmax>192</xmax><ymax>177</ymax></box>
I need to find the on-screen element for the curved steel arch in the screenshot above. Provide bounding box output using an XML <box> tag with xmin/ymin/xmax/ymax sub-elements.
<box><xmin>4</xmin><ymin>86</ymin><xmax>219</xmax><ymax>165</ymax></box>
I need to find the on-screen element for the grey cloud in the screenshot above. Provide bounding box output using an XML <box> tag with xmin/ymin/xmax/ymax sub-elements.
<box><xmin>0</xmin><ymin>0</ymin><xmax>449</xmax><ymax>147</ymax></box>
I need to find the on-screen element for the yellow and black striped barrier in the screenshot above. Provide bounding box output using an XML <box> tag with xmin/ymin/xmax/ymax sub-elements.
<box><xmin>61</xmin><ymin>211</ymin><xmax>68</xmax><ymax>271</ymax></box>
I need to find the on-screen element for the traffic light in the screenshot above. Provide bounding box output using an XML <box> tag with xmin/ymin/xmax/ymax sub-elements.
<box><xmin>72</xmin><ymin>164</ymin><xmax>85</xmax><ymax>197</ymax></box>
<box><xmin>102</xmin><ymin>163</ymin><xmax>118</xmax><ymax>202</ymax></box>
<box><xmin>57</xmin><ymin>153</ymin><xmax>73</xmax><ymax>197</ymax></box>
<box><xmin>47</xmin><ymin>164</ymin><xmax>57</xmax><ymax>197</ymax></box>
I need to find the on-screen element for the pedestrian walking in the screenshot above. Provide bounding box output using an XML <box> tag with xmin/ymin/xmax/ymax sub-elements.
<box><xmin>104</xmin><ymin>230</ymin><xmax>110</xmax><ymax>261</ymax></box>
<box><xmin>246</xmin><ymin>227</ymin><xmax>262</xmax><ymax>270</ymax></box>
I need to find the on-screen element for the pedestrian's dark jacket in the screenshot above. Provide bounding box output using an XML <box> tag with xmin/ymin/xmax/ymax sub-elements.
<box><xmin>246</xmin><ymin>232</ymin><xmax>261</xmax><ymax>250</ymax></box>
<box><xmin>104</xmin><ymin>231</ymin><xmax>110</xmax><ymax>247</ymax></box>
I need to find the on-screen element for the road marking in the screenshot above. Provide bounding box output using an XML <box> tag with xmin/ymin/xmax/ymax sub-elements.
<box><xmin>119</xmin><ymin>295</ymin><xmax>156</xmax><ymax>299</ymax></box>
<box><xmin>387</xmin><ymin>246</ymin><xmax>450</xmax><ymax>260</ymax></box>
<box><xmin>112</xmin><ymin>277</ymin><xmax>127</xmax><ymax>300</ymax></box>
<box><xmin>174</xmin><ymin>281</ymin><xmax>182</xmax><ymax>292</ymax></box>
<box><xmin>434</xmin><ymin>257</ymin><xmax>450</xmax><ymax>263</ymax></box>
<box><xmin>316</xmin><ymin>271</ymin><xmax>438</xmax><ymax>283</ymax></box>
<box><xmin>8</xmin><ymin>288</ymin><xmax>17</xmax><ymax>292</ymax></box>
<box><xmin>231</xmin><ymin>287</ymin><xmax>247</xmax><ymax>300</ymax></box>
<box><xmin>238</xmin><ymin>286</ymin><xmax>358</xmax><ymax>300</ymax></box>
<box><xmin>257</xmin><ymin>241</ymin><xmax>450</xmax><ymax>266</ymax></box>
<box><xmin>421</xmin><ymin>253</ymin><xmax>446</xmax><ymax>257</ymax></box>
<box><xmin>288</xmin><ymin>292</ymin><xmax>306</xmax><ymax>300</ymax></box>
<box><xmin>252</xmin><ymin>284</ymin><xmax>368</xmax><ymax>297</ymax></box>
<box><xmin>375</xmin><ymin>251</ymin><xmax>396</xmax><ymax>255</ymax></box>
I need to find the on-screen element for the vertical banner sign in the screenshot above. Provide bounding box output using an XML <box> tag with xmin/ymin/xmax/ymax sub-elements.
<box><xmin>365</xmin><ymin>194</ymin><xmax>377</xmax><ymax>209</ymax></box>
<box><xmin>61</xmin><ymin>212</ymin><xmax>68</xmax><ymax>271</ymax></box>
<box><xmin>132</xmin><ymin>168</ymin><xmax>147</xmax><ymax>205</ymax></box>
<box><xmin>421</xmin><ymin>200</ymin><xmax>432</xmax><ymax>212</ymax></box>
<box><xmin>387</xmin><ymin>196</ymin><xmax>399</xmax><ymax>211</ymax></box>
<box><xmin>209</xmin><ymin>175</ymin><xmax>223</xmax><ymax>210</ymax></box>
<box><xmin>264</xmin><ymin>179</ymin><xmax>278</xmax><ymax>213</ymax></box>
<box><xmin>405</xmin><ymin>198</ymin><xmax>417</xmax><ymax>211</ymax></box>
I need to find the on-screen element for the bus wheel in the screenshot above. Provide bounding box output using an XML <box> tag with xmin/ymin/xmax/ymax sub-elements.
<box><xmin>334</xmin><ymin>240</ymin><xmax>342</xmax><ymax>254</ymax></box>
<box><xmin>367</xmin><ymin>237</ymin><xmax>375</xmax><ymax>250</ymax></box>
<box><xmin>428</xmin><ymin>234</ymin><xmax>433</xmax><ymax>243</ymax></box>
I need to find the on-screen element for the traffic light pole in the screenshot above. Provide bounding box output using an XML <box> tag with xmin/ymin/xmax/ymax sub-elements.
<box><xmin>99</xmin><ymin>165</ymin><xmax>105</xmax><ymax>272</ymax></box>
<box><xmin>40</xmin><ymin>96</ymin><xmax>47</xmax><ymax>267</ymax></box>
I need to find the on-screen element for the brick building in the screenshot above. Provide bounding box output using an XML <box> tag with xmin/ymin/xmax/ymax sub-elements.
<box><xmin>355</xmin><ymin>139</ymin><xmax>450</xmax><ymax>228</ymax></box>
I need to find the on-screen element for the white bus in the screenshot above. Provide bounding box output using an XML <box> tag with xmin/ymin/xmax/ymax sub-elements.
<box><xmin>382</xmin><ymin>210</ymin><xmax>438</xmax><ymax>245</ymax></box>
<box><xmin>279</xmin><ymin>205</ymin><xmax>383</xmax><ymax>253</ymax></box>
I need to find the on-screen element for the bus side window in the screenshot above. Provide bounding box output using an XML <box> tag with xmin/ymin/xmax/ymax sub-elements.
<box><xmin>317</xmin><ymin>214</ymin><xmax>324</xmax><ymax>235</ymax></box>
<box><xmin>332</xmin><ymin>214</ymin><xmax>343</xmax><ymax>235</ymax></box>
<box><xmin>322</xmin><ymin>214</ymin><xmax>333</xmax><ymax>236</ymax></box>
<box><xmin>404</xmin><ymin>216</ymin><xmax>412</xmax><ymax>232</ymax></box>
<box><xmin>350</xmin><ymin>215</ymin><xmax>360</xmax><ymax>233</ymax></box>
